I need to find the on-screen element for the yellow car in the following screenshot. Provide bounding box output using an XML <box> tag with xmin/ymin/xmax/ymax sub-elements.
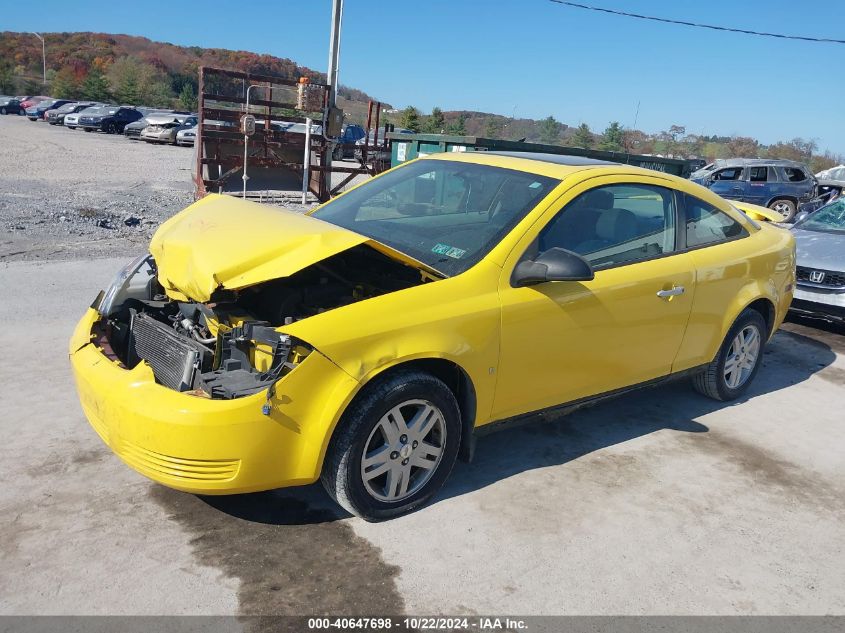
<box><xmin>70</xmin><ymin>152</ymin><xmax>795</xmax><ymax>520</ymax></box>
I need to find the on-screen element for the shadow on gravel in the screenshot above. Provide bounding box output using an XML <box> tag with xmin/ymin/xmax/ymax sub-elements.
<box><xmin>440</xmin><ymin>327</ymin><xmax>838</xmax><ymax>502</ymax></box>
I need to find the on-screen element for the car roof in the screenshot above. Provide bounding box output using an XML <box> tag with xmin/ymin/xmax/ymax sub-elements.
<box><xmin>711</xmin><ymin>158</ymin><xmax>807</xmax><ymax>168</ymax></box>
<box><xmin>420</xmin><ymin>150</ymin><xmax>680</xmax><ymax>182</ymax></box>
<box><xmin>484</xmin><ymin>151</ymin><xmax>617</xmax><ymax>167</ymax></box>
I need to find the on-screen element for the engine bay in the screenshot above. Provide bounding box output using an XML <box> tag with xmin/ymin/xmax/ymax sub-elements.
<box><xmin>97</xmin><ymin>245</ymin><xmax>426</xmax><ymax>399</ymax></box>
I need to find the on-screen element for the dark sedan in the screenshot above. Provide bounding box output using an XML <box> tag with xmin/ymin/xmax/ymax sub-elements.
<box><xmin>0</xmin><ymin>96</ymin><xmax>25</xmax><ymax>115</ymax></box>
<box><xmin>46</xmin><ymin>102</ymin><xmax>96</xmax><ymax>125</ymax></box>
<box><xmin>79</xmin><ymin>106</ymin><xmax>143</xmax><ymax>133</ymax></box>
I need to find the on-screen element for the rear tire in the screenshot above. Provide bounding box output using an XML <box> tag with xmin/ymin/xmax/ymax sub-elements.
<box><xmin>692</xmin><ymin>308</ymin><xmax>767</xmax><ymax>401</ymax></box>
<box><xmin>321</xmin><ymin>370</ymin><xmax>461</xmax><ymax>521</ymax></box>
<box><xmin>768</xmin><ymin>199</ymin><xmax>796</xmax><ymax>222</ymax></box>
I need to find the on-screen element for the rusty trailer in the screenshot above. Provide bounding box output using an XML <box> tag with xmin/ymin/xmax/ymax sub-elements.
<box><xmin>194</xmin><ymin>66</ymin><xmax>389</xmax><ymax>203</ymax></box>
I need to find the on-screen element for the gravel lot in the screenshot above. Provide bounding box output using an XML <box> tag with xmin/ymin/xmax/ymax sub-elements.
<box><xmin>0</xmin><ymin>114</ymin><xmax>196</xmax><ymax>261</ymax></box>
<box><xmin>1</xmin><ymin>112</ymin><xmax>844</xmax><ymax>619</ymax></box>
<box><xmin>0</xmin><ymin>115</ymin><xmax>362</xmax><ymax>263</ymax></box>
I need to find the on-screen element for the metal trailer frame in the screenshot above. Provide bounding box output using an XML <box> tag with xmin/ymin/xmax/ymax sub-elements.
<box><xmin>194</xmin><ymin>66</ymin><xmax>389</xmax><ymax>202</ymax></box>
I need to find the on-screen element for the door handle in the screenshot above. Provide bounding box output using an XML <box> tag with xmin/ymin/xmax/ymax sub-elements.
<box><xmin>657</xmin><ymin>286</ymin><xmax>685</xmax><ymax>298</ymax></box>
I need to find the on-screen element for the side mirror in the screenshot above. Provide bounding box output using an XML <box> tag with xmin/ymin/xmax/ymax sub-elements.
<box><xmin>512</xmin><ymin>248</ymin><xmax>594</xmax><ymax>287</ymax></box>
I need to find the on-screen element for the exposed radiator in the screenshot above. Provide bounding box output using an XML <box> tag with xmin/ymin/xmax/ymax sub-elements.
<box><xmin>131</xmin><ymin>312</ymin><xmax>210</xmax><ymax>391</ymax></box>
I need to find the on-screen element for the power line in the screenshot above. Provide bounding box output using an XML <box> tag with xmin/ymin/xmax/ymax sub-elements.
<box><xmin>548</xmin><ymin>0</ymin><xmax>845</xmax><ymax>45</ymax></box>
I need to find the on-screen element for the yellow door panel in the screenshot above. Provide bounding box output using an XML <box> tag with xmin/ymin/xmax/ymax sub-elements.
<box><xmin>493</xmin><ymin>254</ymin><xmax>695</xmax><ymax>420</ymax></box>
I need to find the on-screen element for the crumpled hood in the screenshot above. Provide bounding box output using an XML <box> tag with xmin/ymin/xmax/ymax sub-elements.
<box><xmin>150</xmin><ymin>194</ymin><xmax>432</xmax><ymax>302</ymax></box>
<box><xmin>150</xmin><ymin>194</ymin><xmax>369</xmax><ymax>301</ymax></box>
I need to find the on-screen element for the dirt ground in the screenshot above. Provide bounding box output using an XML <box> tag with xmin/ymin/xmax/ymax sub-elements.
<box><xmin>1</xmin><ymin>113</ymin><xmax>844</xmax><ymax>618</ymax></box>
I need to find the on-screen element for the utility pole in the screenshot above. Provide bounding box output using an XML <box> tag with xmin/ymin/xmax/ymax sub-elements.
<box><xmin>324</xmin><ymin>0</ymin><xmax>343</xmax><ymax>195</ymax></box>
<box><xmin>326</xmin><ymin>0</ymin><xmax>342</xmax><ymax>110</ymax></box>
<box><xmin>30</xmin><ymin>32</ymin><xmax>46</xmax><ymax>87</ymax></box>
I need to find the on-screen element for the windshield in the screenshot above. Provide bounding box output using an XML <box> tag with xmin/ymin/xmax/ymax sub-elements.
<box><xmin>312</xmin><ymin>159</ymin><xmax>558</xmax><ymax>276</ymax></box>
<box><xmin>796</xmin><ymin>199</ymin><xmax>845</xmax><ymax>234</ymax></box>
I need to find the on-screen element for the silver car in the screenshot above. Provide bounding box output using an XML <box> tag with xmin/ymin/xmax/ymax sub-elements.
<box><xmin>175</xmin><ymin>124</ymin><xmax>197</xmax><ymax>146</ymax></box>
<box><xmin>64</xmin><ymin>105</ymin><xmax>101</xmax><ymax>129</ymax></box>
<box><xmin>790</xmin><ymin>198</ymin><xmax>845</xmax><ymax>323</ymax></box>
<box><xmin>141</xmin><ymin>114</ymin><xmax>197</xmax><ymax>145</ymax></box>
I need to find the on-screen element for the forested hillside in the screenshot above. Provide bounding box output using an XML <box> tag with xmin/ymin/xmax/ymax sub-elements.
<box><xmin>1</xmin><ymin>31</ymin><xmax>840</xmax><ymax>171</ymax></box>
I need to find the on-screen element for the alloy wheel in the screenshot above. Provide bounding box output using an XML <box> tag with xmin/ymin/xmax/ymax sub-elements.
<box><xmin>723</xmin><ymin>325</ymin><xmax>761</xmax><ymax>389</ymax></box>
<box><xmin>360</xmin><ymin>399</ymin><xmax>447</xmax><ymax>502</ymax></box>
<box><xmin>771</xmin><ymin>201</ymin><xmax>793</xmax><ymax>220</ymax></box>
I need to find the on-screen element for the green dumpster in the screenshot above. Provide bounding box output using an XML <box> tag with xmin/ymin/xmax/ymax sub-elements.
<box><xmin>387</xmin><ymin>133</ymin><xmax>694</xmax><ymax>178</ymax></box>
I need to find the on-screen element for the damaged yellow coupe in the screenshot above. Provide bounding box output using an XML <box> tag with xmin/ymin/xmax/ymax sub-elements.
<box><xmin>70</xmin><ymin>152</ymin><xmax>794</xmax><ymax>520</ymax></box>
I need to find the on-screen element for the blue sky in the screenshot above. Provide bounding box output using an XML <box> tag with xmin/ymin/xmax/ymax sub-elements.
<box><xmin>4</xmin><ymin>0</ymin><xmax>844</xmax><ymax>154</ymax></box>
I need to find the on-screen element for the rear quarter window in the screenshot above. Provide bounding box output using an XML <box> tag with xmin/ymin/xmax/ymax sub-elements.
<box><xmin>684</xmin><ymin>194</ymin><xmax>748</xmax><ymax>248</ymax></box>
<box><xmin>782</xmin><ymin>167</ymin><xmax>808</xmax><ymax>182</ymax></box>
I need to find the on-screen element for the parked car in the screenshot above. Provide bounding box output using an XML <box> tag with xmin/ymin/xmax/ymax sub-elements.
<box><xmin>124</xmin><ymin>110</ymin><xmax>175</xmax><ymax>140</ymax></box>
<box><xmin>79</xmin><ymin>106</ymin><xmax>143</xmax><ymax>133</ymax></box>
<box><xmin>123</xmin><ymin>117</ymin><xmax>149</xmax><ymax>140</ymax></box>
<box><xmin>175</xmin><ymin>123</ymin><xmax>198</xmax><ymax>146</ymax></box>
<box><xmin>0</xmin><ymin>96</ymin><xmax>24</xmax><ymax>115</ymax></box>
<box><xmin>70</xmin><ymin>152</ymin><xmax>794</xmax><ymax>520</ymax></box>
<box><xmin>690</xmin><ymin>159</ymin><xmax>816</xmax><ymax>222</ymax></box>
<box><xmin>140</xmin><ymin>114</ymin><xmax>197</xmax><ymax>144</ymax></box>
<box><xmin>789</xmin><ymin>198</ymin><xmax>845</xmax><ymax>323</ymax></box>
<box><xmin>28</xmin><ymin>99</ymin><xmax>72</xmax><ymax>121</ymax></box>
<box><xmin>46</xmin><ymin>102</ymin><xmax>95</xmax><ymax>125</ymax></box>
<box><xmin>332</xmin><ymin>123</ymin><xmax>367</xmax><ymax>159</ymax></box>
<box><xmin>65</xmin><ymin>105</ymin><xmax>101</xmax><ymax>130</ymax></box>
<box><xmin>19</xmin><ymin>95</ymin><xmax>49</xmax><ymax>111</ymax></box>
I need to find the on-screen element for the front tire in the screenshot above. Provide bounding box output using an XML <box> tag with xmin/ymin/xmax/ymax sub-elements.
<box><xmin>768</xmin><ymin>199</ymin><xmax>796</xmax><ymax>222</ymax></box>
<box><xmin>0</xmin><ymin>107</ymin><xmax>6</xmax><ymax>115</ymax></box>
<box><xmin>321</xmin><ymin>370</ymin><xmax>461</xmax><ymax>521</ymax></box>
<box><xmin>692</xmin><ymin>308</ymin><xmax>767</xmax><ymax>401</ymax></box>
<box><xmin>105</xmin><ymin>122</ymin><xmax>116</xmax><ymax>134</ymax></box>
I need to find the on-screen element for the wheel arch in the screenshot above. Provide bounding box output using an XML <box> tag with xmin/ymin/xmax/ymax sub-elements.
<box><xmin>766</xmin><ymin>194</ymin><xmax>798</xmax><ymax>208</ymax></box>
<box><xmin>321</xmin><ymin>356</ymin><xmax>478</xmax><ymax>474</ymax></box>
<box><xmin>745</xmin><ymin>296</ymin><xmax>776</xmax><ymax>339</ymax></box>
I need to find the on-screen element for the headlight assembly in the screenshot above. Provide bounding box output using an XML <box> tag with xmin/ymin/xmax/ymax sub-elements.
<box><xmin>97</xmin><ymin>254</ymin><xmax>154</xmax><ymax>316</ymax></box>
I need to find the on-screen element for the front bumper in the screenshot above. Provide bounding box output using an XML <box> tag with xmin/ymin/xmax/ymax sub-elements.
<box><xmin>142</xmin><ymin>132</ymin><xmax>175</xmax><ymax>142</ymax></box>
<box><xmin>69</xmin><ymin>308</ymin><xmax>359</xmax><ymax>494</ymax></box>
<box><xmin>789</xmin><ymin>286</ymin><xmax>845</xmax><ymax>322</ymax></box>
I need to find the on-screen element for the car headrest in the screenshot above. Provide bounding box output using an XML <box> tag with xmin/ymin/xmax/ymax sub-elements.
<box><xmin>579</xmin><ymin>189</ymin><xmax>614</xmax><ymax>211</ymax></box>
<box><xmin>596</xmin><ymin>209</ymin><xmax>638</xmax><ymax>242</ymax></box>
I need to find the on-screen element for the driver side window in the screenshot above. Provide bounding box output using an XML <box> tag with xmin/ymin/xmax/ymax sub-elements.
<box><xmin>538</xmin><ymin>184</ymin><xmax>677</xmax><ymax>270</ymax></box>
